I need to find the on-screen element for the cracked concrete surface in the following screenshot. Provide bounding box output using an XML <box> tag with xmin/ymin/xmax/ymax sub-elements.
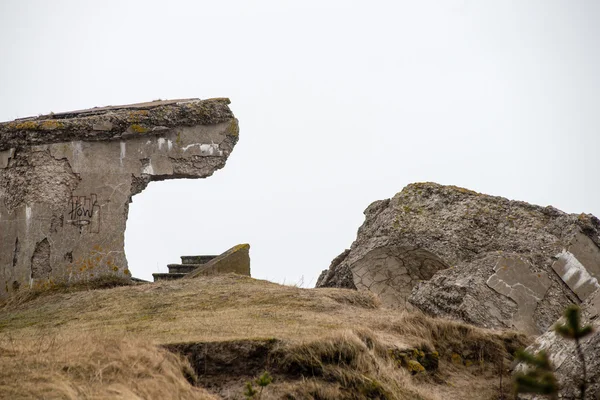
<box><xmin>486</xmin><ymin>255</ymin><xmax>551</xmax><ymax>334</ymax></box>
<box><xmin>0</xmin><ymin>98</ymin><xmax>239</xmax><ymax>297</ymax></box>
<box><xmin>351</xmin><ymin>246</ymin><xmax>448</xmax><ymax>309</ymax></box>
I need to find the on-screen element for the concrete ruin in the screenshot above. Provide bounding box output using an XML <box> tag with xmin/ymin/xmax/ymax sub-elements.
<box><xmin>0</xmin><ymin>98</ymin><xmax>239</xmax><ymax>297</ymax></box>
<box><xmin>317</xmin><ymin>182</ymin><xmax>600</xmax><ymax>334</ymax></box>
<box><xmin>153</xmin><ymin>244</ymin><xmax>251</xmax><ymax>281</ymax></box>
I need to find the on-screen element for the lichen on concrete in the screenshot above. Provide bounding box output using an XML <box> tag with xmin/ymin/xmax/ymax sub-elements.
<box><xmin>0</xmin><ymin>98</ymin><xmax>234</xmax><ymax>151</ymax></box>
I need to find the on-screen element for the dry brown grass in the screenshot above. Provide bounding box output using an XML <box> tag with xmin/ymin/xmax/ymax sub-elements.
<box><xmin>0</xmin><ymin>332</ymin><xmax>215</xmax><ymax>400</ymax></box>
<box><xmin>0</xmin><ymin>275</ymin><xmax>134</xmax><ymax>310</ymax></box>
<box><xmin>0</xmin><ymin>274</ymin><xmax>531</xmax><ymax>399</ymax></box>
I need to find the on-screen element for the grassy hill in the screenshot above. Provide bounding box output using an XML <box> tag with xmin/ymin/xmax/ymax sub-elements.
<box><xmin>0</xmin><ymin>275</ymin><xmax>529</xmax><ymax>399</ymax></box>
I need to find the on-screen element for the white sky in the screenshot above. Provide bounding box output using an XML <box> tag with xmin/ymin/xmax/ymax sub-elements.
<box><xmin>1</xmin><ymin>1</ymin><xmax>599</xmax><ymax>285</ymax></box>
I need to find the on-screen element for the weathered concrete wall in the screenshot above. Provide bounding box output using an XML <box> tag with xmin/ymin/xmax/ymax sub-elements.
<box><xmin>0</xmin><ymin>98</ymin><xmax>239</xmax><ymax>297</ymax></box>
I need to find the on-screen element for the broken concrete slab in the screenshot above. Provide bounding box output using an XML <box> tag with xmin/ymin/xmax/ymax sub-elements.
<box><xmin>185</xmin><ymin>244</ymin><xmax>250</xmax><ymax>279</ymax></box>
<box><xmin>486</xmin><ymin>255</ymin><xmax>552</xmax><ymax>333</ymax></box>
<box><xmin>551</xmin><ymin>232</ymin><xmax>600</xmax><ymax>301</ymax></box>
<box><xmin>409</xmin><ymin>253</ymin><xmax>563</xmax><ymax>334</ymax></box>
<box><xmin>0</xmin><ymin>98</ymin><xmax>239</xmax><ymax>298</ymax></box>
<box><xmin>181</xmin><ymin>255</ymin><xmax>218</xmax><ymax>265</ymax></box>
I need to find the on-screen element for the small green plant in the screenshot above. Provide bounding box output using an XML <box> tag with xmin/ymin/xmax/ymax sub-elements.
<box><xmin>243</xmin><ymin>381</ymin><xmax>257</xmax><ymax>399</ymax></box>
<box><xmin>554</xmin><ymin>305</ymin><xmax>594</xmax><ymax>400</ymax></box>
<box><xmin>513</xmin><ymin>349</ymin><xmax>558</xmax><ymax>399</ymax></box>
<box><xmin>244</xmin><ymin>371</ymin><xmax>273</xmax><ymax>399</ymax></box>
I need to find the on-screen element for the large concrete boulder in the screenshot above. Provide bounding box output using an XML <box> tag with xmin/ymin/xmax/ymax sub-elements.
<box><xmin>515</xmin><ymin>289</ymin><xmax>600</xmax><ymax>399</ymax></box>
<box><xmin>316</xmin><ymin>183</ymin><xmax>600</xmax><ymax>334</ymax></box>
<box><xmin>0</xmin><ymin>98</ymin><xmax>239</xmax><ymax>297</ymax></box>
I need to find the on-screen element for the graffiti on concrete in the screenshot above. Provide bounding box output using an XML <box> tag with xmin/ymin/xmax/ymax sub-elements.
<box><xmin>67</xmin><ymin>194</ymin><xmax>100</xmax><ymax>232</ymax></box>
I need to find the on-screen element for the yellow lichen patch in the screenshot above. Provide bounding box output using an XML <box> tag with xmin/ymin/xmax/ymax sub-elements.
<box><xmin>448</xmin><ymin>185</ymin><xmax>480</xmax><ymax>196</ymax></box>
<box><xmin>127</xmin><ymin>110</ymin><xmax>149</xmax><ymax>123</ymax></box>
<box><xmin>67</xmin><ymin>248</ymin><xmax>127</xmax><ymax>282</ymax></box>
<box><xmin>129</xmin><ymin>124</ymin><xmax>149</xmax><ymax>134</ymax></box>
<box><xmin>451</xmin><ymin>353</ymin><xmax>462</xmax><ymax>365</ymax></box>
<box><xmin>406</xmin><ymin>359</ymin><xmax>425</xmax><ymax>374</ymax></box>
<box><xmin>232</xmin><ymin>243</ymin><xmax>250</xmax><ymax>251</ymax></box>
<box><xmin>226</xmin><ymin>118</ymin><xmax>239</xmax><ymax>136</ymax></box>
<box><xmin>40</xmin><ymin>120</ymin><xmax>64</xmax><ymax>130</ymax></box>
<box><xmin>14</xmin><ymin>121</ymin><xmax>39</xmax><ymax>130</ymax></box>
<box><xmin>411</xmin><ymin>348</ymin><xmax>425</xmax><ymax>359</ymax></box>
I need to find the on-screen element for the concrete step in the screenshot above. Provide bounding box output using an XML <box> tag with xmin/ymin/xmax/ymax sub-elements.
<box><xmin>181</xmin><ymin>255</ymin><xmax>218</xmax><ymax>265</ymax></box>
<box><xmin>152</xmin><ymin>272</ymin><xmax>187</xmax><ymax>282</ymax></box>
<box><xmin>167</xmin><ymin>264</ymin><xmax>202</xmax><ymax>274</ymax></box>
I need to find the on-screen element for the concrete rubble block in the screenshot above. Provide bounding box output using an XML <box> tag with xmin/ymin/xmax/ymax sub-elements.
<box><xmin>185</xmin><ymin>244</ymin><xmax>250</xmax><ymax>279</ymax></box>
<box><xmin>551</xmin><ymin>232</ymin><xmax>600</xmax><ymax>301</ymax></box>
<box><xmin>0</xmin><ymin>98</ymin><xmax>239</xmax><ymax>298</ymax></box>
<box><xmin>408</xmin><ymin>253</ymin><xmax>556</xmax><ymax>333</ymax></box>
<box><xmin>317</xmin><ymin>182</ymin><xmax>600</xmax><ymax>334</ymax></box>
<box><xmin>181</xmin><ymin>255</ymin><xmax>218</xmax><ymax>265</ymax></box>
<box><xmin>485</xmin><ymin>255</ymin><xmax>551</xmax><ymax>334</ymax></box>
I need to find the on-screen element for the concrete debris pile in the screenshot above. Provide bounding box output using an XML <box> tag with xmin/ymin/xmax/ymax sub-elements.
<box><xmin>317</xmin><ymin>182</ymin><xmax>600</xmax><ymax>335</ymax></box>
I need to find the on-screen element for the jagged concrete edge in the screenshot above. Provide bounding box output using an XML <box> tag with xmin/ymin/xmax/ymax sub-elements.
<box><xmin>0</xmin><ymin>98</ymin><xmax>236</xmax><ymax>151</ymax></box>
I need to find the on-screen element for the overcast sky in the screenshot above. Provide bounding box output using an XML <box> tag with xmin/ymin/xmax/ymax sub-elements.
<box><xmin>1</xmin><ymin>1</ymin><xmax>599</xmax><ymax>285</ymax></box>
